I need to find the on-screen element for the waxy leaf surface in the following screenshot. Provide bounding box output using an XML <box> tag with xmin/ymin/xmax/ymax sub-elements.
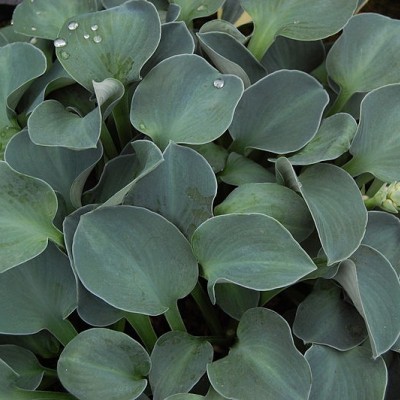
<box><xmin>208</xmin><ymin>308</ymin><xmax>311</xmax><ymax>399</ymax></box>
<box><xmin>73</xmin><ymin>206</ymin><xmax>198</xmax><ymax>315</ymax></box>
<box><xmin>191</xmin><ymin>213</ymin><xmax>316</xmax><ymax>303</ymax></box>
<box><xmin>172</xmin><ymin>0</ymin><xmax>224</xmax><ymax>24</ymax></box>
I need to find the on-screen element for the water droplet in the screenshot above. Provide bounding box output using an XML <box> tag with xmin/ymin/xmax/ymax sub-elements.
<box><xmin>91</xmin><ymin>24</ymin><xmax>98</xmax><ymax>31</ymax></box>
<box><xmin>31</xmin><ymin>27</ymin><xmax>37</xmax><ymax>31</ymax></box>
<box><xmin>30</xmin><ymin>37</ymin><xmax>38</xmax><ymax>44</ymax></box>
<box><xmin>35</xmin><ymin>11</ymin><xmax>41</xmax><ymax>15</ymax></box>
<box><xmin>93</xmin><ymin>35</ymin><xmax>102</xmax><ymax>43</ymax></box>
<box><xmin>213</xmin><ymin>78</ymin><xmax>224</xmax><ymax>89</ymax></box>
<box><xmin>60</xmin><ymin>51</ymin><xmax>70</xmax><ymax>60</ymax></box>
<box><xmin>68</xmin><ymin>21</ymin><xmax>79</xmax><ymax>31</ymax></box>
<box><xmin>54</xmin><ymin>38</ymin><xmax>67</xmax><ymax>48</ymax></box>
<box><xmin>293</xmin><ymin>20</ymin><xmax>300</xmax><ymax>24</ymax></box>
<box><xmin>197</xmin><ymin>4</ymin><xmax>207</xmax><ymax>11</ymax></box>
<box><xmin>30</xmin><ymin>0</ymin><xmax>35</xmax><ymax>2</ymax></box>
<box><xmin>83</xmin><ymin>34</ymin><xmax>90</xmax><ymax>39</ymax></box>
<box><xmin>139</xmin><ymin>123</ymin><xmax>146</xmax><ymax>130</ymax></box>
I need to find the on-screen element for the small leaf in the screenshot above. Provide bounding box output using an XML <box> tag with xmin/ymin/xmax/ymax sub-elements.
<box><xmin>0</xmin><ymin>161</ymin><xmax>63</xmax><ymax>272</ymax></box>
<box><xmin>334</xmin><ymin>245</ymin><xmax>400</xmax><ymax>358</ymax></box>
<box><xmin>305</xmin><ymin>345</ymin><xmax>387</xmax><ymax>400</ymax></box>
<box><xmin>229</xmin><ymin>70</ymin><xmax>329</xmax><ymax>155</ymax></box>
<box><xmin>191</xmin><ymin>213</ymin><xmax>316</xmax><ymax>303</ymax></box>
<box><xmin>208</xmin><ymin>308</ymin><xmax>311</xmax><ymax>399</ymax></box>
<box><xmin>58</xmin><ymin>328</ymin><xmax>151</xmax><ymax>400</ymax></box>
<box><xmin>73</xmin><ymin>206</ymin><xmax>198</xmax><ymax>315</ymax></box>
<box><xmin>343</xmin><ymin>84</ymin><xmax>400</xmax><ymax>181</ymax></box>
<box><xmin>130</xmin><ymin>54</ymin><xmax>244</xmax><ymax>150</ymax></box>
<box><xmin>150</xmin><ymin>332</ymin><xmax>213</xmax><ymax>400</ymax></box>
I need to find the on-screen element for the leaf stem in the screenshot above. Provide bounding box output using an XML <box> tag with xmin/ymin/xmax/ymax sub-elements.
<box><xmin>112</xmin><ymin>94</ymin><xmax>132</xmax><ymax>149</ymax></box>
<box><xmin>247</xmin><ymin>28</ymin><xmax>275</xmax><ymax>61</ymax></box>
<box><xmin>100</xmin><ymin>122</ymin><xmax>119</xmax><ymax>159</ymax></box>
<box><xmin>124</xmin><ymin>313</ymin><xmax>157</xmax><ymax>351</ymax></box>
<box><xmin>48</xmin><ymin>318</ymin><xmax>78</xmax><ymax>347</ymax></box>
<box><xmin>164</xmin><ymin>303</ymin><xmax>186</xmax><ymax>332</ymax></box>
<box><xmin>326</xmin><ymin>89</ymin><xmax>353</xmax><ymax>116</ymax></box>
<box><xmin>191</xmin><ymin>282</ymin><xmax>223</xmax><ymax>335</ymax></box>
<box><xmin>49</xmin><ymin>228</ymin><xmax>65</xmax><ymax>251</ymax></box>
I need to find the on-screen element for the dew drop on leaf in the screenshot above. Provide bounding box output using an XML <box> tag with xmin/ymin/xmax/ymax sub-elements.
<box><xmin>197</xmin><ymin>4</ymin><xmax>207</xmax><ymax>11</ymax></box>
<box><xmin>60</xmin><ymin>51</ymin><xmax>70</xmax><ymax>60</ymax></box>
<box><xmin>31</xmin><ymin>27</ymin><xmax>37</xmax><ymax>31</ymax></box>
<box><xmin>91</xmin><ymin>24</ymin><xmax>99</xmax><ymax>31</ymax></box>
<box><xmin>139</xmin><ymin>123</ymin><xmax>146</xmax><ymax>130</ymax></box>
<box><xmin>93</xmin><ymin>35</ymin><xmax>102</xmax><ymax>43</ymax></box>
<box><xmin>54</xmin><ymin>38</ymin><xmax>67</xmax><ymax>48</ymax></box>
<box><xmin>68</xmin><ymin>21</ymin><xmax>79</xmax><ymax>31</ymax></box>
<box><xmin>213</xmin><ymin>78</ymin><xmax>225</xmax><ymax>89</ymax></box>
<box><xmin>83</xmin><ymin>34</ymin><xmax>90</xmax><ymax>39</ymax></box>
<box><xmin>30</xmin><ymin>37</ymin><xmax>37</xmax><ymax>44</ymax></box>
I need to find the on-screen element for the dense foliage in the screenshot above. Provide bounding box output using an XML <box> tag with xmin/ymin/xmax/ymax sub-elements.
<box><xmin>0</xmin><ymin>0</ymin><xmax>400</xmax><ymax>399</ymax></box>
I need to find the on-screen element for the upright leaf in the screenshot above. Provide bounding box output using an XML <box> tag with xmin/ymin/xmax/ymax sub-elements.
<box><xmin>171</xmin><ymin>0</ymin><xmax>224</xmax><ymax>25</ymax></box>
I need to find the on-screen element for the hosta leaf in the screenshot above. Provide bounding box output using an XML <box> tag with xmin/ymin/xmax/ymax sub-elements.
<box><xmin>166</xmin><ymin>396</ymin><xmax>204</xmax><ymax>400</ymax></box>
<box><xmin>188</xmin><ymin>142</ymin><xmax>228</xmax><ymax>174</ymax></box>
<box><xmin>219</xmin><ymin>152</ymin><xmax>275</xmax><ymax>185</ymax></box>
<box><xmin>13</xmin><ymin>0</ymin><xmax>99</xmax><ymax>40</ymax></box>
<box><xmin>222</xmin><ymin>0</ymin><xmax>244</xmax><ymax>25</ymax></box>
<box><xmin>171</xmin><ymin>0</ymin><xmax>224</xmax><ymax>24</ymax></box>
<box><xmin>191</xmin><ymin>213</ymin><xmax>316</xmax><ymax>303</ymax></box>
<box><xmin>55</xmin><ymin>0</ymin><xmax>161</xmax><ymax>90</ymax></box>
<box><xmin>293</xmin><ymin>280</ymin><xmax>367</xmax><ymax>351</ymax></box>
<box><xmin>5</xmin><ymin>130</ymin><xmax>102</xmax><ymax>211</ymax></box>
<box><xmin>58</xmin><ymin>328</ymin><xmax>150</xmax><ymax>400</ymax></box>
<box><xmin>241</xmin><ymin>0</ymin><xmax>357</xmax><ymax>60</ymax></box>
<box><xmin>362</xmin><ymin>211</ymin><xmax>400</xmax><ymax>275</ymax></box>
<box><xmin>84</xmin><ymin>140</ymin><xmax>163</xmax><ymax>207</ymax></box>
<box><xmin>0</xmin><ymin>161</ymin><xmax>63</xmax><ymax>272</ymax></box>
<box><xmin>229</xmin><ymin>70</ymin><xmax>329</xmax><ymax>155</ymax></box>
<box><xmin>124</xmin><ymin>142</ymin><xmax>217</xmax><ymax>239</ymax></box>
<box><xmin>326</xmin><ymin>14</ymin><xmax>400</xmax><ymax>112</ymax></box>
<box><xmin>0</xmin><ymin>244</ymin><xmax>77</xmax><ymax>345</ymax></box>
<box><xmin>214</xmin><ymin>183</ymin><xmax>314</xmax><ymax>242</ymax></box>
<box><xmin>0</xmin><ymin>26</ymin><xmax>30</xmax><ymax>46</ymax></box>
<box><xmin>150</xmin><ymin>332</ymin><xmax>213</xmax><ymax>400</ymax></box>
<box><xmin>305</xmin><ymin>345</ymin><xmax>387</xmax><ymax>400</ymax></box>
<box><xmin>0</xmin><ymin>43</ymin><xmax>46</xmax><ymax>157</ymax></box>
<box><xmin>298</xmin><ymin>163</ymin><xmax>367</xmax><ymax>265</ymax></box>
<box><xmin>130</xmin><ymin>54</ymin><xmax>244</xmax><ymax>150</ymax></box>
<box><xmin>199</xmin><ymin>20</ymin><xmax>247</xmax><ymax>44</ymax></box>
<box><xmin>343</xmin><ymin>84</ymin><xmax>400</xmax><ymax>182</ymax></box>
<box><xmin>334</xmin><ymin>245</ymin><xmax>400</xmax><ymax>358</ymax></box>
<box><xmin>28</xmin><ymin>78</ymin><xmax>124</xmax><ymax>149</ymax></box>
<box><xmin>73</xmin><ymin>206</ymin><xmax>198</xmax><ymax>315</ymax></box>
<box><xmin>208</xmin><ymin>308</ymin><xmax>311</xmax><ymax>399</ymax></box>
<box><xmin>284</xmin><ymin>113</ymin><xmax>357</xmax><ymax>165</ymax></box>
<box><xmin>0</xmin><ymin>345</ymin><xmax>44</xmax><ymax>390</ymax></box>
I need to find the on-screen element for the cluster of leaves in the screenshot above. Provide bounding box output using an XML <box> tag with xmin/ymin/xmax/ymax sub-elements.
<box><xmin>0</xmin><ymin>0</ymin><xmax>400</xmax><ymax>398</ymax></box>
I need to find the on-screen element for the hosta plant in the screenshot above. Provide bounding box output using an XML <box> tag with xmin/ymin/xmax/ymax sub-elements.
<box><xmin>1</xmin><ymin>0</ymin><xmax>400</xmax><ymax>399</ymax></box>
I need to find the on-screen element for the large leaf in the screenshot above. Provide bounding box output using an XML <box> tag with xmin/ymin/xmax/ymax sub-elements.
<box><xmin>0</xmin><ymin>43</ymin><xmax>46</xmax><ymax>157</ymax></box>
<box><xmin>54</xmin><ymin>0</ymin><xmax>161</xmax><ymax>90</ymax></box>
<box><xmin>0</xmin><ymin>161</ymin><xmax>63</xmax><ymax>272</ymax></box>
<box><xmin>326</xmin><ymin>14</ymin><xmax>400</xmax><ymax>113</ymax></box>
<box><xmin>334</xmin><ymin>245</ymin><xmax>400</xmax><ymax>358</ymax></box>
<box><xmin>0</xmin><ymin>244</ymin><xmax>77</xmax><ymax>346</ymax></box>
<box><xmin>191</xmin><ymin>213</ymin><xmax>316</xmax><ymax>303</ymax></box>
<box><xmin>5</xmin><ymin>130</ymin><xmax>102</xmax><ymax>210</ymax></box>
<box><xmin>241</xmin><ymin>0</ymin><xmax>357</xmax><ymax>60</ymax></box>
<box><xmin>124</xmin><ymin>142</ymin><xmax>217</xmax><ymax>239</ymax></box>
<box><xmin>305</xmin><ymin>345</ymin><xmax>387</xmax><ymax>400</ymax></box>
<box><xmin>208</xmin><ymin>308</ymin><xmax>311</xmax><ymax>399</ymax></box>
<box><xmin>293</xmin><ymin>280</ymin><xmax>367</xmax><ymax>351</ymax></box>
<box><xmin>298</xmin><ymin>163</ymin><xmax>367</xmax><ymax>265</ymax></box>
<box><xmin>130</xmin><ymin>54</ymin><xmax>244</xmax><ymax>149</ymax></box>
<box><xmin>362</xmin><ymin>211</ymin><xmax>400</xmax><ymax>275</ymax></box>
<box><xmin>343</xmin><ymin>84</ymin><xmax>400</xmax><ymax>182</ymax></box>
<box><xmin>12</xmin><ymin>0</ymin><xmax>99</xmax><ymax>40</ymax></box>
<box><xmin>150</xmin><ymin>332</ymin><xmax>213</xmax><ymax>400</ymax></box>
<box><xmin>214</xmin><ymin>183</ymin><xmax>313</xmax><ymax>242</ymax></box>
<box><xmin>58</xmin><ymin>328</ymin><xmax>151</xmax><ymax>400</ymax></box>
<box><xmin>229</xmin><ymin>70</ymin><xmax>329</xmax><ymax>155</ymax></box>
<box><xmin>73</xmin><ymin>206</ymin><xmax>198</xmax><ymax>315</ymax></box>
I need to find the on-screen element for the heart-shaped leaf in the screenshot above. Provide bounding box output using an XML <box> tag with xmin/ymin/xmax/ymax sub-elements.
<box><xmin>305</xmin><ymin>345</ymin><xmax>387</xmax><ymax>400</ymax></box>
<box><xmin>298</xmin><ymin>163</ymin><xmax>367</xmax><ymax>265</ymax></box>
<box><xmin>73</xmin><ymin>206</ymin><xmax>198</xmax><ymax>315</ymax></box>
<box><xmin>343</xmin><ymin>84</ymin><xmax>400</xmax><ymax>182</ymax></box>
<box><xmin>241</xmin><ymin>0</ymin><xmax>357</xmax><ymax>60</ymax></box>
<box><xmin>130</xmin><ymin>54</ymin><xmax>244</xmax><ymax>150</ymax></box>
<box><xmin>208</xmin><ymin>308</ymin><xmax>312</xmax><ymax>399</ymax></box>
<box><xmin>0</xmin><ymin>161</ymin><xmax>63</xmax><ymax>272</ymax></box>
<box><xmin>124</xmin><ymin>142</ymin><xmax>217</xmax><ymax>239</ymax></box>
<box><xmin>58</xmin><ymin>328</ymin><xmax>151</xmax><ymax>400</ymax></box>
<box><xmin>293</xmin><ymin>280</ymin><xmax>367</xmax><ymax>351</ymax></box>
<box><xmin>214</xmin><ymin>183</ymin><xmax>314</xmax><ymax>242</ymax></box>
<box><xmin>0</xmin><ymin>244</ymin><xmax>77</xmax><ymax>346</ymax></box>
<box><xmin>0</xmin><ymin>43</ymin><xmax>46</xmax><ymax>157</ymax></box>
<box><xmin>150</xmin><ymin>332</ymin><xmax>213</xmax><ymax>400</ymax></box>
<box><xmin>229</xmin><ymin>70</ymin><xmax>329</xmax><ymax>155</ymax></box>
<box><xmin>13</xmin><ymin>0</ymin><xmax>99</xmax><ymax>40</ymax></box>
<box><xmin>334</xmin><ymin>245</ymin><xmax>400</xmax><ymax>358</ymax></box>
<box><xmin>55</xmin><ymin>0</ymin><xmax>161</xmax><ymax>90</ymax></box>
<box><xmin>326</xmin><ymin>14</ymin><xmax>400</xmax><ymax>113</ymax></box>
<box><xmin>191</xmin><ymin>213</ymin><xmax>316</xmax><ymax>303</ymax></box>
